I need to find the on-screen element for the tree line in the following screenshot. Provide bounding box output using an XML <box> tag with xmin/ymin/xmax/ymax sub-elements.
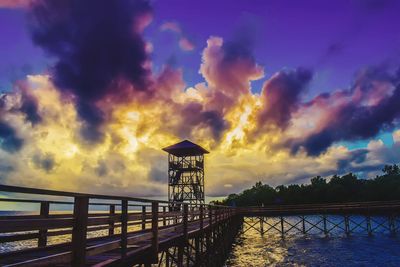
<box><xmin>216</xmin><ymin>164</ymin><xmax>400</xmax><ymax>206</ymax></box>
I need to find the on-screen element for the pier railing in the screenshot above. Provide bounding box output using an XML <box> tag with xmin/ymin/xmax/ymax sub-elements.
<box><xmin>2</xmin><ymin>184</ymin><xmax>400</xmax><ymax>266</ymax></box>
<box><xmin>0</xmin><ymin>184</ymin><xmax>235</xmax><ymax>266</ymax></box>
<box><xmin>239</xmin><ymin>200</ymin><xmax>400</xmax><ymax>216</ymax></box>
<box><xmin>239</xmin><ymin>201</ymin><xmax>400</xmax><ymax>237</ymax></box>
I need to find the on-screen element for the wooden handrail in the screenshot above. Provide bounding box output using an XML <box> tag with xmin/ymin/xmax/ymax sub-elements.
<box><xmin>0</xmin><ymin>184</ymin><xmax>228</xmax><ymax>207</ymax></box>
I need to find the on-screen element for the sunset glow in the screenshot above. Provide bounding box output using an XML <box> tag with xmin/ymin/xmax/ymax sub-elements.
<box><xmin>1</xmin><ymin>0</ymin><xmax>400</xmax><ymax>198</ymax></box>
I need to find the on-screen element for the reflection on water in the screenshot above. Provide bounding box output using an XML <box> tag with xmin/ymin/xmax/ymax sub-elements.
<box><xmin>225</xmin><ymin>217</ymin><xmax>400</xmax><ymax>267</ymax></box>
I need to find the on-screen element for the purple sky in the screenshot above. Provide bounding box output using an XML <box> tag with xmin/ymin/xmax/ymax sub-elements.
<box><xmin>146</xmin><ymin>0</ymin><xmax>400</xmax><ymax>95</ymax></box>
<box><xmin>2</xmin><ymin>0</ymin><xmax>398</xmax><ymax>147</ymax></box>
<box><xmin>1</xmin><ymin>0</ymin><xmax>400</xmax><ymax>195</ymax></box>
<box><xmin>2</xmin><ymin>0</ymin><xmax>400</xmax><ymax>96</ymax></box>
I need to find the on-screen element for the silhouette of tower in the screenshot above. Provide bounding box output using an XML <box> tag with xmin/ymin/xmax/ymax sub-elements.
<box><xmin>163</xmin><ymin>140</ymin><xmax>209</xmax><ymax>206</ymax></box>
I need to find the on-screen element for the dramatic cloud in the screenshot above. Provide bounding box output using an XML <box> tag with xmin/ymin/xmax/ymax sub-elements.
<box><xmin>200</xmin><ymin>36</ymin><xmax>264</xmax><ymax>100</ymax></box>
<box><xmin>28</xmin><ymin>0</ymin><xmax>153</xmax><ymax>142</ymax></box>
<box><xmin>160</xmin><ymin>21</ymin><xmax>195</xmax><ymax>51</ymax></box>
<box><xmin>0</xmin><ymin>121</ymin><xmax>23</xmax><ymax>153</ymax></box>
<box><xmin>258</xmin><ymin>68</ymin><xmax>312</xmax><ymax>129</ymax></box>
<box><xmin>287</xmin><ymin>66</ymin><xmax>400</xmax><ymax>156</ymax></box>
<box><xmin>0</xmin><ymin>0</ymin><xmax>31</xmax><ymax>8</ymax></box>
<box><xmin>16</xmin><ymin>83</ymin><xmax>42</xmax><ymax>124</ymax></box>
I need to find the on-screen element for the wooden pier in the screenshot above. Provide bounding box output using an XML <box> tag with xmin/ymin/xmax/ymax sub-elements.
<box><xmin>0</xmin><ymin>185</ymin><xmax>240</xmax><ymax>267</ymax></box>
<box><xmin>1</xmin><ymin>184</ymin><xmax>400</xmax><ymax>266</ymax></box>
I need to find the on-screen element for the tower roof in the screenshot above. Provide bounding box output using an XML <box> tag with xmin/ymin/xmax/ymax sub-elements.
<box><xmin>162</xmin><ymin>140</ymin><xmax>209</xmax><ymax>156</ymax></box>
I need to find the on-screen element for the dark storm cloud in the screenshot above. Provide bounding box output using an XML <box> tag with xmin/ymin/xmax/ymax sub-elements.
<box><xmin>19</xmin><ymin>90</ymin><xmax>42</xmax><ymax>124</ymax></box>
<box><xmin>259</xmin><ymin>68</ymin><xmax>312</xmax><ymax>128</ymax></box>
<box><xmin>222</xmin><ymin>32</ymin><xmax>255</xmax><ymax>65</ymax></box>
<box><xmin>95</xmin><ymin>160</ymin><xmax>108</xmax><ymax>177</ymax></box>
<box><xmin>148</xmin><ymin>166</ymin><xmax>165</xmax><ymax>183</ymax></box>
<box><xmin>289</xmin><ymin>66</ymin><xmax>400</xmax><ymax>156</ymax></box>
<box><xmin>32</xmin><ymin>152</ymin><xmax>56</xmax><ymax>172</ymax></box>
<box><xmin>337</xmin><ymin>149</ymin><xmax>369</xmax><ymax>173</ymax></box>
<box><xmin>180</xmin><ymin>102</ymin><xmax>229</xmax><ymax>140</ymax></box>
<box><xmin>0</xmin><ymin>121</ymin><xmax>24</xmax><ymax>153</ymax></box>
<box><xmin>0</xmin><ymin>94</ymin><xmax>6</xmax><ymax>109</ymax></box>
<box><xmin>28</xmin><ymin>0</ymin><xmax>152</xmax><ymax>142</ymax></box>
<box><xmin>358</xmin><ymin>0</ymin><xmax>395</xmax><ymax>11</ymax></box>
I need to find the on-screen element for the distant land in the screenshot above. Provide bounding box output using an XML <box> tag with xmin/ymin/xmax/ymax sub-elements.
<box><xmin>215</xmin><ymin>164</ymin><xmax>400</xmax><ymax>206</ymax></box>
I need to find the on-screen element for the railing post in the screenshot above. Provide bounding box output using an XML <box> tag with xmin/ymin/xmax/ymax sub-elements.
<box><xmin>260</xmin><ymin>217</ymin><xmax>264</xmax><ymax>235</ymax></box>
<box><xmin>38</xmin><ymin>201</ymin><xmax>49</xmax><ymax>247</ymax></box>
<box><xmin>209</xmin><ymin>205</ymin><xmax>213</xmax><ymax>228</ymax></box>
<box><xmin>151</xmin><ymin>202</ymin><xmax>159</xmax><ymax>263</ymax></box>
<box><xmin>142</xmin><ymin>205</ymin><xmax>146</xmax><ymax>230</ymax></box>
<box><xmin>163</xmin><ymin>206</ymin><xmax>167</xmax><ymax>226</ymax></box>
<box><xmin>183</xmin><ymin>204</ymin><xmax>188</xmax><ymax>242</ymax></box>
<box><xmin>200</xmin><ymin>204</ymin><xmax>204</xmax><ymax>233</ymax></box>
<box><xmin>302</xmin><ymin>215</ymin><xmax>306</xmax><ymax>234</ymax></box>
<box><xmin>109</xmin><ymin>204</ymin><xmax>115</xmax><ymax>236</ymax></box>
<box><xmin>280</xmin><ymin>216</ymin><xmax>284</xmax><ymax>238</ymax></box>
<box><xmin>71</xmin><ymin>196</ymin><xmax>89</xmax><ymax>267</ymax></box>
<box><xmin>121</xmin><ymin>199</ymin><xmax>128</xmax><ymax>257</ymax></box>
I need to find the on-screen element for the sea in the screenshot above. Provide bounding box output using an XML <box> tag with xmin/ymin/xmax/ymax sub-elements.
<box><xmin>225</xmin><ymin>216</ymin><xmax>400</xmax><ymax>267</ymax></box>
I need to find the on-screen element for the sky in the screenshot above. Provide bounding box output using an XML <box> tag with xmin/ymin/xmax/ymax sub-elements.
<box><xmin>0</xmin><ymin>0</ymin><xmax>400</xmax><ymax>199</ymax></box>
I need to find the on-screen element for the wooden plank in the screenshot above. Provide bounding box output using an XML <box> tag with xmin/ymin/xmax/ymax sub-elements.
<box><xmin>0</xmin><ymin>218</ymin><xmax>73</xmax><ymax>233</ymax></box>
<box><xmin>71</xmin><ymin>196</ymin><xmax>89</xmax><ymax>267</ymax></box>
<box><xmin>0</xmin><ymin>232</ymin><xmax>39</xmax><ymax>243</ymax></box>
<box><xmin>4</xmin><ymin>251</ymin><xmax>72</xmax><ymax>267</ymax></box>
<box><xmin>87</xmin><ymin>215</ymin><xmax>121</xmax><ymax>226</ymax></box>
<box><xmin>0</xmin><ymin>184</ymin><xmax>174</xmax><ymax>204</ymax></box>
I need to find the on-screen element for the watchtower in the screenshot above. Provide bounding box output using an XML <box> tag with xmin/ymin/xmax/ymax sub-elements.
<box><xmin>163</xmin><ymin>140</ymin><xmax>209</xmax><ymax>205</ymax></box>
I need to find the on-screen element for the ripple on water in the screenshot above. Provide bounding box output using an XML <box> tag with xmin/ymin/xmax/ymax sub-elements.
<box><xmin>225</xmin><ymin>217</ymin><xmax>400</xmax><ymax>267</ymax></box>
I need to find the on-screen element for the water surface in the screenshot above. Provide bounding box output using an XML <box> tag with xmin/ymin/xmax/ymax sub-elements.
<box><xmin>226</xmin><ymin>217</ymin><xmax>400</xmax><ymax>267</ymax></box>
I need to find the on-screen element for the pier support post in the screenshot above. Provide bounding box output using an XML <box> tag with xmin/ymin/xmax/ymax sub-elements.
<box><xmin>71</xmin><ymin>196</ymin><xmax>89</xmax><ymax>267</ymax></box>
<box><xmin>366</xmin><ymin>215</ymin><xmax>372</xmax><ymax>236</ymax></box>
<box><xmin>344</xmin><ymin>215</ymin><xmax>350</xmax><ymax>236</ymax></box>
<box><xmin>389</xmin><ymin>214</ymin><xmax>396</xmax><ymax>235</ymax></box>
<box><xmin>323</xmin><ymin>215</ymin><xmax>328</xmax><ymax>236</ymax></box>
<box><xmin>177</xmin><ymin>204</ymin><xmax>188</xmax><ymax>267</ymax></box>
<box><xmin>166</xmin><ymin>250</ymin><xmax>170</xmax><ymax>267</ymax></box>
<box><xmin>195</xmin><ymin>236</ymin><xmax>200</xmax><ymax>264</ymax></box>
<box><xmin>38</xmin><ymin>201</ymin><xmax>49</xmax><ymax>247</ymax></box>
